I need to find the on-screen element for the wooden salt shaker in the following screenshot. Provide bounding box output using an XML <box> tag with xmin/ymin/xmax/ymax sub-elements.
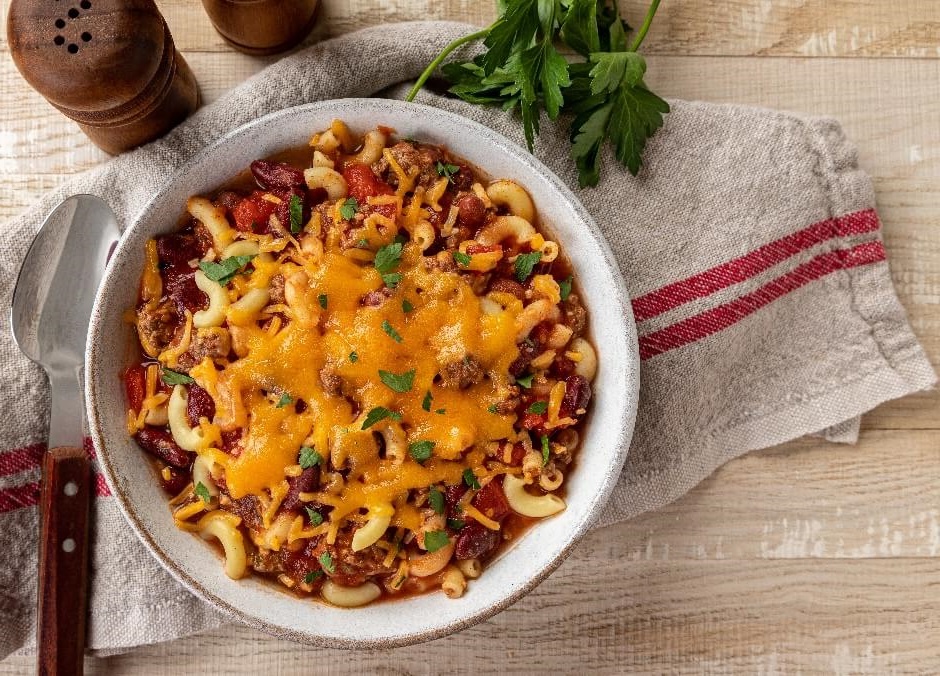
<box><xmin>201</xmin><ymin>0</ymin><xmax>319</xmax><ymax>55</ymax></box>
<box><xmin>7</xmin><ymin>0</ymin><xmax>200</xmax><ymax>155</ymax></box>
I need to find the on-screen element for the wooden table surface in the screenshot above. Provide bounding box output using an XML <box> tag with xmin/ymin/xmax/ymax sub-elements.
<box><xmin>2</xmin><ymin>1</ymin><xmax>939</xmax><ymax>673</ymax></box>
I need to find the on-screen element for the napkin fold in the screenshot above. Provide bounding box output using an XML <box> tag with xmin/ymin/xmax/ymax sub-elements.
<box><xmin>0</xmin><ymin>21</ymin><xmax>934</xmax><ymax>657</ymax></box>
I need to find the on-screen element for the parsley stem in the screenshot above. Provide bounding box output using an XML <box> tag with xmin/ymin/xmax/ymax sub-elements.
<box><xmin>630</xmin><ymin>0</ymin><xmax>662</xmax><ymax>52</ymax></box>
<box><xmin>405</xmin><ymin>28</ymin><xmax>491</xmax><ymax>103</ymax></box>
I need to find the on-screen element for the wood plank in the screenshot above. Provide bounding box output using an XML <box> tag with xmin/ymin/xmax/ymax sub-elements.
<box><xmin>3</xmin><ymin>557</ymin><xmax>937</xmax><ymax>674</ymax></box>
<box><xmin>5</xmin><ymin>1</ymin><xmax>938</xmax><ymax>58</ymax></box>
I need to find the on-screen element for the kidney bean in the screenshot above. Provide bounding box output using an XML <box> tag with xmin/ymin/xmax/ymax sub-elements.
<box><xmin>509</xmin><ymin>339</ymin><xmax>538</xmax><ymax>377</ymax></box>
<box><xmin>282</xmin><ymin>466</ymin><xmax>320</xmax><ymax>512</ymax></box>
<box><xmin>164</xmin><ymin>271</ymin><xmax>207</xmax><ymax>315</ymax></box>
<box><xmin>560</xmin><ymin>374</ymin><xmax>592</xmax><ymax>417</ymax></box>
<box><xmin>472</xmin><ymin>480</ymin><xmax>511</xmax><ymax>522</ymax></box>
<box><xmin>455</xmin><ymin>193</ymin><xmax>485</xmax><ymax>229</ymax></box>
<box><xmin>455</xmin><ymin>521</ymin><xmax>500</xmax><ymax>560</ymax></box>
<box><xmin>550</xmin><ymin>356</ymin><xmax>577</xmax><ymax>379</ymax></box>
<box><xmin>185</xmin><ymin>384</ymin><xmax>215</xmax><ymax>427</ymax></box>
<box><xmin>250</xmin><ymin>159</ymin><xmax>306</xmax><ymax>190</ymax></box>
<box><xmin>159</xmin><ymin>465</ymin><xmax>191</xmax><ymax>495</ymax></box>
<box><xmin>156</xmin><ymin>233</ymin><xmax>202</xmax><ymax>272</ymax></box>
<box><xmin>135</xmin><ymin>427</ymin><xmax>191</xmax><ymax>468</ymax></box>
<box><xmin>273</xmin><ymin>186</ymin><xmax>310</xmax><ymax>233</ymax></box>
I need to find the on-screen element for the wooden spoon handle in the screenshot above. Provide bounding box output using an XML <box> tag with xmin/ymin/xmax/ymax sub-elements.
<box><xmin>37</xmin><ymin>447</ymin><xmax>91</xmax><ymax>676</ymax></box>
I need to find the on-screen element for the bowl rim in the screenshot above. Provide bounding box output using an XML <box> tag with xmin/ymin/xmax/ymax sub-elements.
<box><xmin>86</xmin><ymin>97</ymin><xmax>639</xmax><ymax>648</ymax></box>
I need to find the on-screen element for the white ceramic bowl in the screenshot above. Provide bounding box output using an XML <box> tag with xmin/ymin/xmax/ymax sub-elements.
<box><xmin>86</xmin><ymin>98</ymin><xmax>639</xmax><ymax>647</ymax></box>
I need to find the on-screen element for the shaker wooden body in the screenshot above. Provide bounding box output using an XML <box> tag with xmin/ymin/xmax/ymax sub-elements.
<box><xmin>7</xmin><ymin>0</ymin><xmax>200</xmax><ymax>154</ymax></box>
<box><xmin>201</xmin><ymin>0</ymin><xmax>319</xmax><ymax>55</ymax></box>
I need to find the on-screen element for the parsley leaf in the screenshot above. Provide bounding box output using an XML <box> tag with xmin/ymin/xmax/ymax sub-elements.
<box><xmin>528</xmin><ymin>401</ymin><xmax>548</xmax><ymax>414</ymax></box>
<box><xmin>194</xmin><ymin>481</ymin><xmax>211</xmax><ymax>504</ymax></box>
<box><xmin>541</xmin><ymin>434</ymin><xmax>550</xmax><ymax>465</ymax></box>
<box><xmin>422</xmin><ymin>390</ymin><xmax>433</xmax><ymax>412</ymax></box>
<box><xmin>516</xmin><ymin>373</ymin><xmax>534</xmax><ymax>388</ymax></box>
<box><xmin>435</xmin><ymin>408</ymin><xmax>447</xmax><ymax>415</ymax></box>
<box><xmin>402</xmin><ymin>299</ymin><xmax>414</xmax><ymax>313</ymax></box>
<box><xmin>199</xmin><ymin>254</ymin><xmax>255</xmax><ymax>285</ymax></box>
<box><xmin>514</xmin><ymin>251</ymin><xmax>542</xmax><ymax>281</ymax></box>
<box><xmin>379</xmin><ymin>368</ymin><xmax>416</xmax><ymax>393</ymax></box>
<box><xmin>382</xmin><ymin>320</ymin><xmax>403</xmax><ymax>343</ymax></box>
<box><xmin>428</xmin><ymin>487</ymin><xmax>445</xmax><ymax>515</ymax></box>
<box><xmin>276</xmin><ymin>393</ymin><xmax>293</xmax><ymax>408</ymax></box>
<box><xmin>487</xmin><ymin>404</ymin><xmax>499</xmax><ymax>414</ymax></box>
<box><xmin>559</xmin><ymin>275</ymin><xmax>573</xmax><ymax>301</ymax></box>
<box><xmin>436</xmin><ymin>161</ymin><xmax>461</xmax><ymax>183</ymax></box>
<box><xmin>361</xmin><ymin>406</ymin><xmax>402</xmax><ymax>430</ymax></box>
<box><xmin>382</xmin><ymin>272</ymin><xmax>403</xmax><ymax>289</ymax></box>
<box><xmin>463</xmin><ymin>468</ymin><xmax>481</xmax><ymax>490</ymax></box>
<box><xmin>289</xmin><ymin>194</ymin><xmax>304</xmax><ymax>234</ymax></box>
<box><xmin>299</xmin><ymin>446</ymin><xmax>322</xmax><ymax>469</ymax></box>
<box><xmin>409</xmin><ymin>440</ymin><xmax>435</xmax><ymax>464</ymax></box>
<box><xmin>408</xmin><ymin>0</ymin><xmax>667</xmax><ymax>186</ymax></box>
<box><xmin>161</xmin><ymin>368</ymin><xmax>193</xmax><ymax>386</ymax></box>
<box><xmin>303</xmin><ymin>570</ymin><xmax>323</xmax><ymax>584</ymax></box>
<box><xmin>453</xmin><ymin>251</ymin><xmax>472</xmax><ymax>267</ymax></box>
<box><xmin>349</xmin><ymin>351</ymin><xmax>359</xmax><ymax>363</ymax></box>
<box><xmin>424</xmin><ymin>530</ymin><xmax>450</xmax><ymax>553</ymax></box>
<box><xmin>447</xmin><ymin>518</ymin><xmax>466</xmax><ymax>530</ymax></box>
<box><xmin>305</xmin><ymin>506</ymin><xmax>324</xmax><ymax>525</ymax></box>
<box><xmin>318</xmin><ymin>293</ymin><xmax>328</xmax><ymax>309</ymax></box>
<box><xmin>374</xmin><ymin>242</ymin><xmax>403</xmax><ymax>274</ymax></box>
<box><xmin>319</xmin><ymin>552</ymin><xmax>335</xmax><ymax>574</ymax></box>
<box><xmin>339</xmin><ymin>197</ymin><xmax>359</xmax><ymax>220</ymax></box>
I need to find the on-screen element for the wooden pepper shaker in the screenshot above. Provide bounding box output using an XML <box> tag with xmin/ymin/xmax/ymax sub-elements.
<box><xmin>7</xmin><ymin>0</ymin><xmax>200</xmax><ymax>155</ymax></box>
<box><xmin>200</xmin><ymin>0</ymin><xmax>319</xmax><ymax>55</ymax></box>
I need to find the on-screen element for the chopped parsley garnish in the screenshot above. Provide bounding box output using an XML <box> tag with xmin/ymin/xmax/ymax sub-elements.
<box><xmin>194</xmin><ymin>481</ymin><xmax>211</xmax><ymax>505</ymax></box>
<box><xmin>303</xmin><ymin>570</ymin><xmax>323</xmax><ymax>584</ymax></box>
<box><xmin>422</xmin><ymin>390</ymin><xmax>433</xmax><ymax>412</ymax></box>
<box><xmin>339</xmin><ymin>197</ymin><xmax>359</xmax><ymax>220</ymax></box>
<box><xmin>289</xmin><ymin>194</ymin><xmax>303</xmax><ymax>234</ymax></box>
<box><xmin>299</xmin><ymin>446</ymin><xmax>322</xmax><ymax>469</ymax></box>
<box><xmin>541</xmin><ymin>434</ymin><xmax>550</xmax><ymax>465</ymax></box>
<box><xmin>447</xmin><ymin>518</ymin><xmax>466</xmax><ymax>530</ymax></box>
<box><xmin>452</xmin><ymin>251</ymin><xmax>472</xmax><ymax>267</ymax></box>
<box><xmin>379</xmin><ymin>368</ymin><xmax>416</xmax><ymax>393</ymax></box>
<box><xmin>382</xmin><ymin>320</ymin><xmax>403</xmax><ymax>343</ymax></box>
<box><xmin>428</xmin><ymin>487</ymin><xmax>445</xmax><ymax>514</ymax></box>
<box><xmin>514</xmin><ymin>251</ymin><xmax>542</xmax><ymax>282</ymax></box>
<box><xmin>318</xmin><ymin>293</ymin><xmax>328</xmax><ymax>309</ymax></box>
<box><xmin>357</xmin><ymin>238</ymin><xmax>370</xmax><ymax>248</ymax></box>
<box><xmin>161</xmin><ymin>368</ymin><xmax>193</xmax><ymax>386</ymax></box>
<box><xmin>198</xmin><ymin>254</ymin><xmax>255</xmax><ymax>285</ymax></box>
<box><xmin>382</xmin><ymin>272</ymin><xmax>403</xmax><ymax>289</ymax></box>
<box><xmin>319</xmin><ymin>552</ymin><xmax>335</xmax><ymax>574</ymax></box>
<box><xmin>402</xmin><ymin>299</ymin><xmax>414</xmax><ymax>313</ymax></box>
<box><xmin>435</xmin><ymin>161</ymin><xmax>460</xmax><ymax>183</ymax></box>
<box><xmin>374</xmin><ymin>242</ymin><xmax>403</xmax><ymax>274</ymax></box>
<box><xmin>559</xmin><ymin>275</ymin><xmax>573</xmax><ymax>301</ymax></box>
<box><xmin>528</xmin><ymin>401</ymin><xmax>548</xmax><ymax>414</ymax></box>
<box><xmin>349</xmin><ymin>351</ymin><xmax>359</xmax><ymax>363</ymax></box>
<box><xmin>275</xmin><ymin>393</ymin><xmax>293</xmax><ymax>408</ymax></box>
<box><xmin>463</xmin><ymin>468</ymin><xmax>481</xmax><ymax>490</ymax></box>
<box><xmin>361</xmin><ymin>406</ymin><xmax>402</xmax><ymax>430</ymax></box>
<box><xmin>487</xmin><ymin>403</ymin><xmax>499</xmax><ymax>414</ymax></box>
<box><xmin>409</xmin><ymin>440</ymin><xmax>435</xmax><ymax>464</ymax></box>
<box><xmin>516</xmin><ymin>373</ymin><xmax>534</xmax><ymax>388</ymax></box>
<box><xmin>424</xmin><ymin>530</ymin><xmax>450</xmax><ymax>553</ymax></box>
<box><xmin>305</xmin><ymin>506</ymin><xmax>324</xmax><ymax>525</ymax></box>
<box><xmin>436</xmin><ymin>408</ymin><xmax>447</xmax><ymax>415</ymax></box>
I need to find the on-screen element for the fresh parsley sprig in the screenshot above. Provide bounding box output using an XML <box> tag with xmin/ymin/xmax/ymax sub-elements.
<box><xmin>406</xmin><ymin>0</ymin><xmax>667</xmax><ymax>187</ymax></box>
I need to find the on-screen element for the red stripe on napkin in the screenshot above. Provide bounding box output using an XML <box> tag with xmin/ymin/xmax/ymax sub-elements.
<box><xmin>0</xmin><ymin>444</ymin><xmax>45</xmax><ymax>478</ymax></box>
<box><xmin>639</xmin><ymin>241</ymin><xmax>886</xmax><ymax>360</ymax></box>
<box><xmin>0</xmin><ymin>472</ymin><xmax>112</xmax><ymax>514</ymax></box>
<box><xmin>631</xmin><ymin>209</ymin><xmax>880</xmax><ymax>322</ymax></box>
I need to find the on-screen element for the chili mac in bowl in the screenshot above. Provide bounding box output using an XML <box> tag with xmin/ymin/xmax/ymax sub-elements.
<box><xmin>86</xmin><ymin>99</ymin><xmax>638</xmax><ymax>647</ymax></box>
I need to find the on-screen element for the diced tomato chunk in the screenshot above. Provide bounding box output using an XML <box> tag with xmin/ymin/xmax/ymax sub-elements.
<box><xmin>342</xmin><ymin>163</ymin><xmax>393</xmax><ymax>202</ymax></box>
<box><xmin>232</xmin><ymin>191</ymin><xmax>278</xmax><ymax>233</ymax></box>
<box><xmin>123</xmin><ymin>364</ymin><xmax>146</xmax><ymax>412</ymax></box>
<box><xmin>472</xmin><ymin>480</ymin><xmax>511</xmax><ymax>522</ymax></box>
<box><xmin>520</xmin><ymin>412</ymin><xmax>547</xmax><ymax>431</ymax></box>
<box><xmin>455</xmin><ymin>521</ymin><xmax>500</xmax><ymax>560</ymax></box>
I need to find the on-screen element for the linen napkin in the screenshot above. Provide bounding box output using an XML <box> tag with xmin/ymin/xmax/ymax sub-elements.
<box><xmin>0</xmin><ymin>21</ymin><xmax>934</xmax><ymax>658</ymax></box>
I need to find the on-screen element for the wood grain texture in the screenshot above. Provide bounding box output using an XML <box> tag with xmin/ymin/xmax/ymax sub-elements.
<box><xmin>1</xmin><ymin>0</ymin><xmax>938</xmax><ymax>673</ymax></box>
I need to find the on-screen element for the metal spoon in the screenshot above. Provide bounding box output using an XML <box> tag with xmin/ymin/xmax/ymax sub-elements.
<box><xmin>11</xmin><ymin>195</ymin><xmax>119</xmax><ymax>676</ymax></box>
